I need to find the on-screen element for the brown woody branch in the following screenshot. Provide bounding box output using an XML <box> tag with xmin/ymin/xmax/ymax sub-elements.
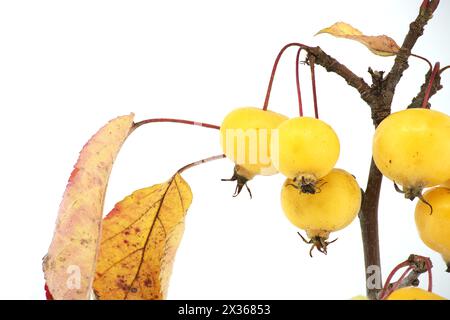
<box><xmin>305</xmin><ymin>47</ymin><xmax>373</xmax><ymax>105</ymax></box>
<box><xmin>302</xmin><ymin>0</ymin><xmax>439</xmax><ymax>300</ymax></box>
<box><xmin>385</xmin><ymin>0</ymin><xmax>439</xmax><ymax>97</ymax></box>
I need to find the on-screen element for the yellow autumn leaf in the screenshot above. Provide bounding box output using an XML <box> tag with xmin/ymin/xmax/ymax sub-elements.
<box><xmin>316</xmin><ymin>22</ymin><xmax>400</xmax><ymax>56</ymax></box>
<box><xmin>317</xmin><ymin>21</ymin><xmax>363</xmax><ymax>37</ymax></box>
<box><xmin>93</xmin><ymin>173</ymin><xmax>193</xmax><ymax>300</ymax></box>
<box><xmin>43</xmin><ymin>113</ymin><xmax>135</xmax><ymax>300</ymax></box>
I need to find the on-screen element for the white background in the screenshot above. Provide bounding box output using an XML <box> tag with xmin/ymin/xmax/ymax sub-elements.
<box><xmin>0</xmin><ymin>0</ymin><xmax>449</xmax><ymax>299</ymax></box>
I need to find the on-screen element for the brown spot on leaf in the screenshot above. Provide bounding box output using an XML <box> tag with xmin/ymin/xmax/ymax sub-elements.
<box><xmin>144</xmin><ymin>278</ymin><xmax>153</xmax><ymax>287</ymax></box>
<box><xmin>116</xmin><ymin>278</ymin><xmax>129</xmax><ymax>291</ymax></box>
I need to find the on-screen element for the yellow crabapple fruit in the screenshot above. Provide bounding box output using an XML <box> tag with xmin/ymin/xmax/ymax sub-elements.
<box><xmin>387</xmin><ymin>287</ymin><xmax>446</xmax><ymax>300</ymax></box>
<box><xmin>271</xmin><ymin>117</ymin><xmax>340</xmax><ymax>194</ymax></box>
<box><xmin>373</xmin><ymin>108</ymin><xmax>450</xmax><ymax>200</ymax></box>
<box><xmin>220</xmin><ymin>107</ymin><xmax>288</xmax><ymax>196</ymax></box>
<box><xmin>281</xmin><ymin>168</ymin><xmax>361</xmax><ymax>256</ymax></box>
<box><xmin>415</xmin><ymin>187</ymin><xmax>450</xmax><ymax>272</ymax></box>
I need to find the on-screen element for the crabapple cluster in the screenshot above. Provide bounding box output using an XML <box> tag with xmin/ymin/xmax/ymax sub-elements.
<box><xmin>216</xmin><ymin>31</ymin><xmax>449</xmax><ymax>298</ymax></box>
<box><xmin>220</xmin><ymin>107</ymin><xmax>361</xmax><ymax>256</ymax></box>
<box><xmin>220</xmin><ymin>104</ymin><xmax>450</xmax><ymax>266</ymax></box>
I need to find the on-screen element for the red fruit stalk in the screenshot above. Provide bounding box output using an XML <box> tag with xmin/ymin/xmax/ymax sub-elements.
<box><xmin>440</xmin><ymin>65</ymin><xmax>450</xmax><ymax>74</ymax></box>
<box><xmin>309</xmin><ymin>55</ymin><xmax>319</xmax><ymax>119</ymax></box>
<box><xmin>422</xmin><ymin>62</ymin><xmax>440</xmax><ymax>109</ymax></box>
<box><xmin>295</xmin><ymin>47</ymin><xmax>304</xmax><ymax>117</ymax></box>
<box><xmin>379</xmin><ymin>255</ymin><xmax>433</xmax><ymax>300</ymax></box>
<box><xmin>263</xmin><ymin>42</ymin><xmax>310</xmax><ymax>111</ymax></box>
<box><xmin>133</xmin><ymin>118</ymin><xmax>220</xmax><ymax>131</ymax></box>
<box><xmin>177</xmin><ymin>154</ymin><xmax>225</xmax><ymax>174</ymax></box>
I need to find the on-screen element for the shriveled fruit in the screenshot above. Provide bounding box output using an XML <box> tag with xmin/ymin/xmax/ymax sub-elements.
<box><xmin>220</xmin><ymin>107</ymin><xmax>288</xmax><ymax>196</ymax></box>
<box><xmin>415</xmin><ymin>187</ymin><xmax>450</xmax><ymax>272</ymax></box>
<box><xmin>272</xmin><ymin>117</ymin><xmax>340</xmax><ymax>193</ymax></box>
<box><xmin>373</xmin><ymin>109</ymin><xmax>450</xmax><ymax>199</ymax></box>
<box><xmin>280</xmin><ymin>168</ymin><xmax>361</xmax><ymax>256</ymax></box>
<box><xmin>387</xmin><ymin>287</ymin><xmax>446</xmax><ymax>300</ymax></box>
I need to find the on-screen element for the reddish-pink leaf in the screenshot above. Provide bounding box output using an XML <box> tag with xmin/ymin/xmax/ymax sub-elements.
<box><xmin>43</xmin><ymin>114</ymin><xmax>135</xmax><ymax>300</ymax></box>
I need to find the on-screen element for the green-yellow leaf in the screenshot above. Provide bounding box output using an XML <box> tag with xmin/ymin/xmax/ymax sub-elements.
<box><xmin>43</xmin><ymin>114</ymin><xmax>135</xmax><ymax>300</ymax></box>
<box><xmin>316</xmin><ymin>22</ymin><xmax>400</xmax><ymax>56</ymax></box>
<box><xmin>93</xmin><ymin>173</ymin><xmax>193</xmax><ymax>300</ymax></box>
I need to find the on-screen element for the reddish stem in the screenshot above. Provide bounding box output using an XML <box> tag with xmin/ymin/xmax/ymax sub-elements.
<box><xmin>420</xmin><ymin>0</ymin><xmax>440</xmax><ymax>14</ymax></box>
<box><xmin>421</xmin><ymin>62</ymin><xmax>440</xmax><ymax>109</ymax></box>
<box><xmin>411</xmin><ymin>53</ymin><xmax>433</xmax><ymax>71</ymax></box>
<box><xmin>425</xmin><ymin>257</ymin><xmax>433</xmax><ymax>292</ymax></box>
<box><xmin>379</xmin><ymin>255</ymin><xmax>434</xmax><ymax>299</ymax></box>
<box><xmin>440</xmin><ymin>65</ymin><xmax>450</xmax><ymax>74</ymax></box>
<box><xmin>383</xmin><ymin>266</ymin><xmax>414</xmax><ymax>299</ymax></box>
<box><xmin>133</xmin><ymin>118</ymin><xmax>220</xmax><ymax>131</ymax></box>
<box><xmin>379</xmin><ymin>260</ymin><xmax>410</xmax><ymax>299</ymax></box>
<box><xmin>309</xmin><ymin>56</ymin><xmax>319</xmax><ymax>119</ymax></box>
<box><xmin>263</xmin><ymin>42</ymin><xmax>310</xmax><ymax>111</ymax></box>
<box><xmin>177</xmin><ymin>154</ymin><xmax>226</xmax><ymax>174</ymax></box>
<box><xmin>295</xmin><ymin>47</ymin><xmax>304</xmax><ymax>116</ymax></box>
<box><xmin>420</xmin><ymin>0</ymin><xmax>429</xmax><ymax>12</ymax></box>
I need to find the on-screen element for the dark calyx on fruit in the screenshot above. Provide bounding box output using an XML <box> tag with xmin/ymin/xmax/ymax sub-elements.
<box><xmin>394</xmin><ymin>182</ymin><xmax>433</xmax><ymax>214</ymax></box>
<box><xmin>221</xmin><ymin>165</ymin><xmax>252</xmax><ymax>198</ymax></box>
<box><xmin>290</xmin><ymin>176</ymin><xmax>326</xmax><ymax>194</ymax></box>
<box><xmin>297</xmin><ymin>232</ymin><xmax>338</xmax><ymax>258</ymax></box>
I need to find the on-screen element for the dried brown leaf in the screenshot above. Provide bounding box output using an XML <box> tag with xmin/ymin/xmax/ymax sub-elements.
<box><xmin>316</xmin><ymin>22</ymin><xmax>400</xmax><ymax>56</ymax></box>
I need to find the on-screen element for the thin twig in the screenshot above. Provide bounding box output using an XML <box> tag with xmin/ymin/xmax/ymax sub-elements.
<box><xmin>407</xmin><ymin>67</ymin><xmax>443</xmax><ymax>109</ymax></box>
<box><xmin>440</xmin><ymin>65</ymin><xmax>450</xmax><ymax>74</ymax></box>
<box><xmin>308</xmin><ymin>55</ymin><xmax>319</xmax><ymax>119</ymax></box>
<box><xmin>411</xmin><ymin>53</ymin><xmax>433</xmax><ymax>71</ymax></box>
<box><xmin>263</xmin><ymin>42</ymin><xmax>310</xmax><ymax>110</ymax></box>
<box><xmin>177</xmin><ymin>154</ymin><xmax>226</xmax><ymax>174</ymax></box>
<box><xmin>379</xmin><ymin>261</ymin><xmax>410</xmax><ymax>299</ymax></box>
<box><xmin>295</xmin><ymin>47</ymin><xmax>304</xmax><ymax>116</ymax></box>
<box><xmin>388</xmin><ymin>266</ymin><xmax>414</xmax><ymax>296</ymax></box>
<box><xmin>421</xmin><ymin>62</ymin><xmax>441</xmax><ymax>109</ymax></box>
<box><xmin>132</xmin><ymin>118</ymin><xmax>220</xmax><ymax>131</ymax></box>
<box><xmin>380</xmin><ymin>254</ymin><xmax>433</xmax><ymax>299</ymax></box>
